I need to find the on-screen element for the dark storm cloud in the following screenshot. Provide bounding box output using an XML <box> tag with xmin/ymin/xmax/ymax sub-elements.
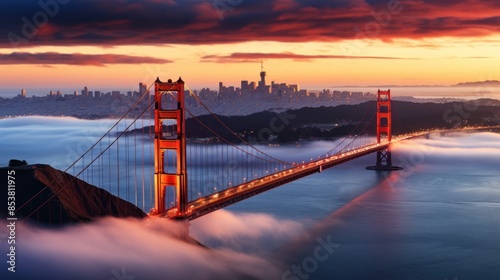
<box><xmin>1</xmin><ymin>0</ymin><xmax>499</xmax><ymax>48</ymax></box>
<box><xmin>0</xmin><ymin>52</ymin><xmax>172</xmax><ymax>66</ymax></box>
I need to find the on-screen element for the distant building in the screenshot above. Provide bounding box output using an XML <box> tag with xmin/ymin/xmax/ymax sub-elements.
<box><xmin>257</xmin><ymin>60</ymin><xmax>270</xmax><ymax>93</ymax></box>
<box><xmin>218</xmin><ymin>82</ymin><xmax>224</xmax><ymax>96</ymax></box>
<box><xmin>218</xmin><ymin>82</ymin><xmax>240</xmax><ymax>98</ymax></box>
<box><xmin>258</xmin><ymin>62</ymin><xmax>266</xmax><ymax>90</ymax></box>
<box><xmin>21</xmin><ymin>89</ymin><xmax>26</xmax><ymax>98</ymax></box>
<box><xmin>271</xmin><ymin>82</ymin><xmax>299</xmax><ymax>97</ymax></box>
<box><xmin>139</xmin><ymin>82</ymin><xmax>150</xmax><ymax>101</ymax></box>
<box><xmin>241</xmin><ymin>80</ymin><xmax>249</xmax><ymax>93</ymax></box>
<box><xmin>217</xmin><ymin>61</ymin><xmax>303</xmax><ymax>98</ymax></box>
<box><xmin>351</xmin><ymin>91</ymin><xmax>363</xmax><ymax>99</ymax></box>
<box><xmin>199</xmin><ymin>88</ymin><xmax>217</xmax><ymax>99</ymax></box>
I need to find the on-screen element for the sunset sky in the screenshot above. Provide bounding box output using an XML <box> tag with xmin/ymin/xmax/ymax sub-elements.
<box><xmin>1</xmin><ymin>0</ymin><xmax>499</xmax><ymax>93</ymax></box>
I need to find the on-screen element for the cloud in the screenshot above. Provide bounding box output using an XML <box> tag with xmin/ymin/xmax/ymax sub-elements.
<box><xmin>1</xmin><ymin>0</ymin><xmax>500</xmax><ymax>48</ymax></box>
<box><xmin>0</xmin><ymin>52</ymin><xmax>172</xmax><ymax>66</ymax></box>
<box><xmin>201</xmin><ymin>52</ymin><xmax>418</xmax><ymax>63</ymax></box>
<box><xmin>0</xmin><ymin>215</ymin><xmax>285</xmax><ymax>280</ymax></box>
<box><xmin>393</xmin><ymin>132</ymin><xmax>500</xmax><ymax>157</ymax></box>
<box><xmin>190</xmin><ymin>209</ymin><xmax>305</xmax><ymax>253</ymax></box>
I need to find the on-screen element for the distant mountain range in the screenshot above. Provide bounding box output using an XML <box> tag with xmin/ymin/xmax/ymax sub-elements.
<box><xmin>451</xmin><ymin>80</ymin><xmax>500</xmax><ymax>87</ymax></box>
<box><xmin>333</xmin><ymin>80</ymin><xmax>500</xmax><ymax>88</ymax></box>
<box><xmin>129</xmin><ymin>99</ymin><xmax>500</xmax><ymax>143</ymax></box>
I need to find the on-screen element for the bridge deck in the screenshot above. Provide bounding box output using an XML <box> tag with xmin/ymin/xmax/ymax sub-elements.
<box><xmin>161</xmin><ymin>127</ymin><xmax>500</xmax><ymax>220</ymax></box>
<box><xmin>168</xmin><ymin>133</ymin><xmax>420</xmax><ymax>220</ymax></box>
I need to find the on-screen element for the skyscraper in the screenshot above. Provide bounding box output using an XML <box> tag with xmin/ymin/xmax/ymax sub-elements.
<box><xmin>257</xmin><ymin>60</ymin><xmax>270</xmax><ymax>93</ymax></box>
<box><xmin>258</xmin><ymin>59</ymin><xmax>266</xmax><ymax>89</ymax></box>
<box><xmin>241</xmin><ymin>80</ymin><xmax>249</xmax><ymax>93</ymax></box>
<box><xmin>219</xmin><ymin>82</ymin><xmax>224</xmax><ymax>96</ymax></box>
<box><xmin>139</xmin><ymin>82</ymin><xmax>150</xmax><ymax>101</ymax></box>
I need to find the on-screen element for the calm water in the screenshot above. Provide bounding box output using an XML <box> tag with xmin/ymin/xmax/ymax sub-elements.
<box><xmin>1</xmin><ymin>117</ymin><xmax>499</xmax><ymax>279</ymax></box>
<box><xmin>196</xmin><ymin>133</ymin><xmax>500</xmax><ymax>280</ymax></box>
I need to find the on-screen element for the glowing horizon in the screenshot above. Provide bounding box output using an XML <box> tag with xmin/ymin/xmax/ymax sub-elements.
<box><xmin>1</xmin><ymin>1</ymin><xmax>499</xmax><ymax>93</ymax></box>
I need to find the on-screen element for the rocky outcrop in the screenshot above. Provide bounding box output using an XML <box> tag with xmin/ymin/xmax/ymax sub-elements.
<box><xmin>0</xmin><ymin>164</ymin><xmax>146</xmax><ymax>225</ymax></box>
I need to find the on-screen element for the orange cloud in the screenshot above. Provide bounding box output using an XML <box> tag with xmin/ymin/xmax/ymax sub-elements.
<box><xmin>201</xmin><ymin>52</ymin><xmax>419</xmax><ymax>63</ymax></box>
<box><xmin>0</xmin><ymin>52</ymin><xmax>172</xmax><ymax>66</ymax></box>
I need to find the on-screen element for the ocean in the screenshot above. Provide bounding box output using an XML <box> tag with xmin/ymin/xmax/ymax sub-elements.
<box><xmin>0</xmin><ymin>117</ymin><xmax>499</xmax><ymax>279</ymax></box>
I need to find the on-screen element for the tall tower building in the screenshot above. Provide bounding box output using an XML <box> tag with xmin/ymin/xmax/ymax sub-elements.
<box><xmin>219</xmin><ymin>82</ymin><xmax>224</xmax><ymax>96</ymax></box>
<box><xmin>21</xmin><ymin>88</ymin><xmax>26</xmax><ymax>98</ymax></box>
<box><xmin>139</xmin><ymin>82</ymin><xmax>150</xmax><ymax>101</ymax></box>
<box><xmin>259</xmin><ymin>59</ymin><xmax>266</xmax><ymax>89</ymax></box>
<box><xmin>241</xmin><ymin>80</ymin><xmax>249</xmax><ymax>93</ymax></box>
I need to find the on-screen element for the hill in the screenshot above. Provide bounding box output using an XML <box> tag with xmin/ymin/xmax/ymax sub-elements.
<box><xmin>0</xmin><ymin>164</ymin><xmax>146</xmax><ymax>225</ymax></box>
<box><xmin>452</xmin><ymin>80</ymin><xmax>500</xmax><ymax>87</ymax></box>
<box><xmin>183</xmin><ymin>100</ymin><xmax>500</xmax><ymax>142</ymax></box>
<box><xmin>126</xmin><ymin>99</ymin><xmax>500</xmax><ymax>143</ymax></box>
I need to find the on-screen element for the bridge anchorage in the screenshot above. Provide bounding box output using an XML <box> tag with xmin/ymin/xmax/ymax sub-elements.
<box><xmin>366</xmin><ymin>89</ymin><xmax>403</xmax><ymax>171</ymax></box>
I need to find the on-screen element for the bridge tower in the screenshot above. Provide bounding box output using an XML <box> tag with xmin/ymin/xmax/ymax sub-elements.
<box><xmin>152</xmin><ymin>77</ymin><xmax>189</xmax><ymax>218</ymax></box>
<box><xmin>367</xmin><ymin>90</ymin><xmax>402</xmax><ymax>171</ymax></box>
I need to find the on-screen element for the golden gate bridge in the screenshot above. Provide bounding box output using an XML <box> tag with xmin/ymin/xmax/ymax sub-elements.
<box><xmin>15</xmin><ymin>77</ymin><xmax>497</xmax><ymax>221</ymax></box>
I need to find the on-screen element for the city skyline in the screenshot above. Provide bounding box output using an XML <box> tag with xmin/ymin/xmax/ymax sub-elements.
<box><xmin>1</xmin><ymin>1</ymin><xmax>500</xmax><ymax>93</ymax></box>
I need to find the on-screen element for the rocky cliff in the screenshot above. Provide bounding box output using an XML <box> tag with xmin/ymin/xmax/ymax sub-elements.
<box><xmin>0</xmin><ymin>164</ymin><xmax>146</xmax><ymax>225</ymax></box>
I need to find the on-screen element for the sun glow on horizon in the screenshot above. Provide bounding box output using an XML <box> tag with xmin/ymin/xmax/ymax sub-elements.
<box><xmin>1</xmin><ymin>37</ymin><xmax>499</xmax><ymax>92</ymax></box>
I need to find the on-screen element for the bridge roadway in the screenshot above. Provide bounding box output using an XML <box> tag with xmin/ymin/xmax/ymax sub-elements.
<box><xmin>163</xmin><ymin>125</ymin><xmax>500</xmax><ymax>220</ymax></box>
<box><xmin>166</xmin><ymin>131</ymin><xmax>430</xmax><ymax>220</ymax></box>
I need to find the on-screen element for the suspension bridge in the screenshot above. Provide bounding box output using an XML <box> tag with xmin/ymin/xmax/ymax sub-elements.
<box><xmin>14</xmin><ymin>77</ymin><xmax>495</xmax><ymax>221</ymax></box>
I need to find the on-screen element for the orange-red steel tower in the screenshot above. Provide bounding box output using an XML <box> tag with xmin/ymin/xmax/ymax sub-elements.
<box><xmin>152</xmin><ymin>77</ymin><xmax>188</xmax><ymax>217</ymax></box>
<box><xmin>376</xmin><ymin>90</ymin><xmax>391</xmax><ymax>143</ymax></box>
<box><xmin>367</xmin><ymin>89</ymin><xmax>402</xmax><ymax>171</ymax></box>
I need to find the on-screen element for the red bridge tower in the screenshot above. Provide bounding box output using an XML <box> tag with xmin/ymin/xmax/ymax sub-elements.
<box><xmin>367</xmin><ymin>90</ymin><xmax>402</xmax><ymax>171</ymax></box>
<box><xmin>151</xmin><ymin>77</ymin><xmax>189</xmax><ymax>218</ymax></box>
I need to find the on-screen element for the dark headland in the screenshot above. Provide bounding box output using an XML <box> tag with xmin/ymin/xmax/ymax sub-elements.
<box><xmin>0</xmin><ymin>163</ymin><xmax>147</xmax><ymax>226</ymax></box>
